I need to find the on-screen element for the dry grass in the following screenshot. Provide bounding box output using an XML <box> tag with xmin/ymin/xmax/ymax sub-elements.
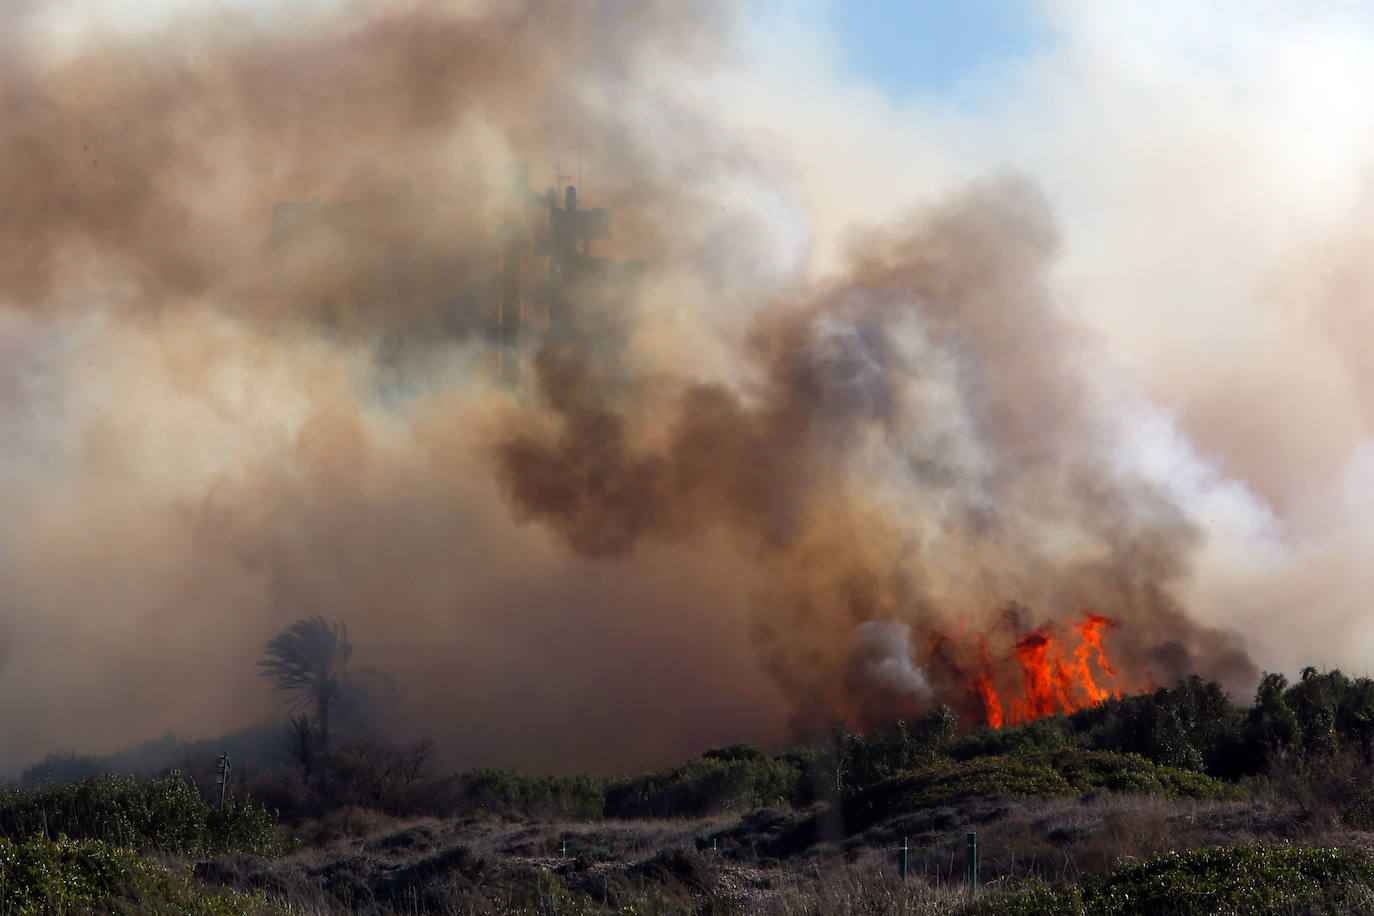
<box><xmin>761</xmin><ymin>849</ymin><xmax>968</xmax><ymax>915</ymax></box>
<box><xmin>184</xmin><ymin>791</ymin><xmax>1335</xmax><ymax>913</ymax></box>
<box><xmin>842</xmin><ymin>792</ymin><xmax>1303</xmax><ymax>890</ymax></box>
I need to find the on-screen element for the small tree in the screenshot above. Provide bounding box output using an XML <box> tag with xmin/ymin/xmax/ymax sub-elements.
<box><xmin>1248</xmin><ymin>671</ymin><xmax>1303</xmax><ymax>759</ymax></box>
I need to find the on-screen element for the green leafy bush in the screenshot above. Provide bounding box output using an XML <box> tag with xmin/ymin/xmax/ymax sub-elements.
<box><xmin>605</xmin><ymin>755</ymin><xmax>804</xmax><ymax>818</ymax></box>
<box><xmin>842</xmin><ymin>757</ymin><xmax>1073</xmax><ymax>832</ymax></box>
<box><xmin>950</xmin><ymin>718</ymin><xmax>1073</xmax><ymax>761</ymax></box>
<box><xmin>835</xmin><ymin>749</ymin><xmax>1236</xmax><ymax>836</ymax></box>
<box><xmin>446</xmin><ymin>770</ymin><xmax>607</xmax><ymax>821</ymax></box>
<box><xmin>0</xmin><ymin>773</ymin><xmax>280</xmax><ymax>856</ymax></box>
<box><xmin>817</xmin><ymin>707</ymin><xmax>963</xmax><ymax>796</ymax></box>
<box><xmin>1047</xmin><ymin>749</ymin><xmax>1241</xmax><ymax>800</ymax></box>
<box><xmin>701</xmin><ymin>743</ymin><xmax>767</xmax><ymax>763</ymax></box>
<box><xmin>967</xmin><ymin>844</ymin><xmax>1374</xmax><ymax>915</ymax></box>
<box><xmin>0</xmin><ymin>836</ymin><xmax>281</xmax><ymax>914</ymax></box>
<box><xmin>1071</xmin><ymin>676</ymin><xmax>1246</xmax><ymax>775</ymax></box>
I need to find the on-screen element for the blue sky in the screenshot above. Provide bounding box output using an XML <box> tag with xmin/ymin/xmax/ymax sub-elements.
<box><xmin>824</xmin><ymin>0</ymin><xmax>1048</xmax><ymax>100</ymax></box>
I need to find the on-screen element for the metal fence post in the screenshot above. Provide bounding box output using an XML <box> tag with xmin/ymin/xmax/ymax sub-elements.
<box><xmin>966</xmin><ymin>832</ymin><xmax>979</xmax><ymax>893</ymax></box>
<box><xmin>899</xmin><ymin>836</ymin><xmax>909</xmax><ymax>880</ymax></box>
<box><xmin>216</xmin><ymin>753</ymin><xmax>231</xmax><ymax>810</ymax></box>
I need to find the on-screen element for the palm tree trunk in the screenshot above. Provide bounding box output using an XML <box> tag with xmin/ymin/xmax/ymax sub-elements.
<box><xmin>318</xmin><ymin>696</ymin><xmax>331</xmax><ymax>754</ymax></box>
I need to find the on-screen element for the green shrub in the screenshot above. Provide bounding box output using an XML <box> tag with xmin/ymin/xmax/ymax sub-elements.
<box><xmin>701</xmin><ymin>743</ymin><xmax>766</xmax><ymax>763</ymax></box>
<box><xmin>816</xmin><ymin>707</ymin><xmax>963</xmax><ymax>796</ymax></box>
<box><xmin>605</xmin><ymin>755</ymin><xmax>804</xmax><ymax>818</ymax></box>
<box><xmin>832</xmin><ymin>749</ymin><xmax>1237</xmax><ymax>837</ymax></box>
<box><xmin>950</xmin><ymin>718</ymin><xmax>1073</xmax><ymax>760</ymax></box>
<box><xmin>966</xmin><ymin>844</ymin><xmax>1374</xmax><ymax>915</ymax></box>
<box><xmin>0</xmin><ymin>773</ymin><xmax>281</xmax><ymax>856</ymax></box>
<box><xmin>449</xmin><ymin>770</ymin><xmax>606</xmax><ymax>820</ymax></box>
<box><xmin>0</xmin><ymin>836</ymin><xmax>281</xmax><ymax>914</ymax></box>
<box><xmin>842</xmin><ymin>757</ymin><xmax>1073</xmax><ymax>832</ymax></box>
<box><xmin>1071</xmin><ymin>677</ymin><xmax>1246</xmax><ymax>775</ymax></box>
<box><xmin>1046</xmin><ymin>749</ymin><xmax>1241</xmax><ymax>800</ymax></box>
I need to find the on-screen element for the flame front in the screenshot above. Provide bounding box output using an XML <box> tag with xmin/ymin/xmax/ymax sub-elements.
<box><xmin>961</xmin><ymin>611</ymin><xmax>1128</xmax><ymax>728</ymax></box>
<box><xmin>1072</xmin><ymin>612</ymin><xmax>1120</xmax><ymax>703</ymax></box>
<box><xmin>971</xmin><ymin>636</ymin><xmax>1004</xmax><ymax>729</ymax></box>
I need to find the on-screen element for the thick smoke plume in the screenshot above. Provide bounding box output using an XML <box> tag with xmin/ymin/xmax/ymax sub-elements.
<box><xmin>0</xmin><ymin>0</ymin><xmax>779</xmax><ymax>775</ymax></box>
<box><xmin>496</xmin><ymin>179</ymin><xmax>1253</xmax><ymax>732</ymax></box>
<box><xmin>8</xmin><ymin>0</ymin><xmax>1367</xmax><ymax>775</ymax></box>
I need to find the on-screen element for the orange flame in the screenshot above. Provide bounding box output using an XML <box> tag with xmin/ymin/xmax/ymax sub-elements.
<box><xmin>971</xmin><ymin>636</ymin><xmax>1003</xmax><ymax>728</ymax></box>
<box><xmin>1070</xmin><ymin>612</ymin><xmax>1118</xmax><ymax>703</ymax></box>
<box><xmin>957</xmin><ymin>610</ymin><xmax>1130</xmax><ymax>728</ymax></box>
<box><xmin>1011</xmin><ymin>630</ymin><xmax>1059</xmax><ymax>722</ymax></box>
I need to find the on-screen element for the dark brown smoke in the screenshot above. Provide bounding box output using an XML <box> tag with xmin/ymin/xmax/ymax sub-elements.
<box><xmin>0</xmin><ymin>0</ymin><xmax>736</xmax><ymax>315</ymax></box>
<box><xmin>0</xmin><ymin>0</ymin><xmax>1261</xmax><ymax>776</ymax></box>
<box><xmin>0</xmin><ymin>0</ymin><xmax>784</xmax><ymax>775</ymax></box>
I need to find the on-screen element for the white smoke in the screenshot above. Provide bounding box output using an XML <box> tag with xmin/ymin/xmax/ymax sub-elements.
<box><xmin>848</xmin><ymin>621</ymin><xmax>933</xmax><ymax>701</ymax></box>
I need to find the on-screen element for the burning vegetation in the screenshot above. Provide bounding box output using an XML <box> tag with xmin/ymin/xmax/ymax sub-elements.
<box><xmin>934</xmin><ymin>611</ymin><xmax>1126</xmax><ymax>730</ymax></box>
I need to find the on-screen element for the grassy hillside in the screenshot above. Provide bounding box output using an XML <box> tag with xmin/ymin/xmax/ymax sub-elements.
<box><xmin>8</xmin><ymin>669</ymin><xmax>1374</xmax><ymax>912</ymax></box>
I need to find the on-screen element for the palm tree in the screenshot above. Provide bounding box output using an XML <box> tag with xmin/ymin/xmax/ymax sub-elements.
<box><xmin>257</xmin><ymin>616</ymin><xmax>354</xmax><ymax>753</ymax></box>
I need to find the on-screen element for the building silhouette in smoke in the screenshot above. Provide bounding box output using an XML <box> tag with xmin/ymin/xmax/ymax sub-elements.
<box><xmin>270</xmin><ymin>163</ymin><xmax>641</xmax><ymax>393</ymax></box>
